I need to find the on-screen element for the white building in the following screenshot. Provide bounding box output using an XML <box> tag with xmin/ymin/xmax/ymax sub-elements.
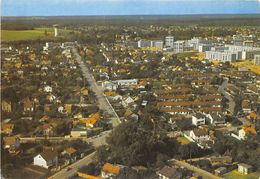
<box><xmin>192</xmin><ymin>113</ymin><xmax>206</xmax><ymax>126</ymax></box>
<box><xmin>205</xmin><ymin>51</ymin><xmax>237</xmax><ymax>62</ymax></box>
<box><xmin>116</xmin><ymin>79</ymin><xmax>138</xmax><ymax>86</ymax></box>
<box><xmin>34</xmin><ymin>149</ymin><xmax>58</xmax><ymax>169</ymax></box>
<box><xmin>254</xmin><ymin>54</ymin><xmax>260</xmax><ymax>65</ymax></box>
<box><xmin>138</xmin><ymin>39</ymin><xmax>163</xmax><ymax>49</ymax></box>
<box><xmin>54</xmin><ymin>27</ymin><xmax>58</xmax><ymax>37</ymax></box>
<box><xmin>188</xmin><ymin>37</ymin><xmax>213</xmax><ymax>50</ymax></box>
<box><xmin>198</xmin><ymin>44</ymin><xmax>213</xmax><ymax>52</ymax></box>
<box><xmin>190</xmin><ymin>128</ymin><xmax>210</xmax><ymax>143</ymax></box>
<box><xmin>137</xmin><ymin>40</ymin><xmax>151</xmax><ymax>48</ymax></box>
<box><xmin>151</xmin><ymin>40</ymin><xmax>164</xmax><ymax>49</ymax></box>
<box><xmin>173</xmin><ymin>41</ymin><xmax>186</xmax><ymax>53</ymax></box>
<box><xmin>165</xmin><ymin>36</ymin><xmax>174</xmax><ymax>48</ymax></box>
<box><xmin>238</xmin><ymin>163</ymin><xmax>253</xmax><ymax>175</ymax></box>
<box><xmin>44</xmin><ymin>86</ymin><xmax>53</xmax><ymax>93</ymax></box>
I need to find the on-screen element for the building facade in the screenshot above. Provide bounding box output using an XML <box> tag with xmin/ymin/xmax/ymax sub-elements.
<box><xmin>165</xmin><ymin>36</ymin><xmax>174</xmax><ymax>48</ymax></box>
<box><xmin>254</xmin><ymin>54</ymin><xmax>260</xmax><ymax>65</ymax></box>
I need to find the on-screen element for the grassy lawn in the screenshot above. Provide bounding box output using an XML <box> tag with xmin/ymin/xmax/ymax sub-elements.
<box><xmin>177</xmin><ymin>137</ymin><xmax>190</xmax><ymax>145</ymax></box>
<box><xmin>224</xmin><ymin>170</ymin><xmax>260</xmax><ymax>179</ymax></box>
<box><xmin>176</xmin><ymin>51</ymin><xmax>197</xmax><ymax>59</ymax></box>
<box><xmin>1</xmin><ymin>28</ymin><xmax>72</xmax><ymax>42</ymax></box>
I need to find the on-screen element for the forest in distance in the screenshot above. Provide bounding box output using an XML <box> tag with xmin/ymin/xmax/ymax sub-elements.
<box><xmin>2</xmin><ymin>14</ymin><xmax>260</xmax><ymax>30</ymax></box>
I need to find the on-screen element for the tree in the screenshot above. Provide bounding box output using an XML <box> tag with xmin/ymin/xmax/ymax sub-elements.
<box><xmin>97</xmin><ymin>121</ymin><xmax>179</xmax><ymax>166</ymax></box>
<box><xmin>178</xmin><ymin>143</ymin><xmax>200</xmax><ymax>159</ymax></box>
<box><xmin>213</xmin><ymin>141</ymin><xmax>227</xmax><ymax>155</ymax></box>
<box><xmin>95</xmin><ymin>145</ymin><xmax>110</xmax><ymax>164</ymax></box>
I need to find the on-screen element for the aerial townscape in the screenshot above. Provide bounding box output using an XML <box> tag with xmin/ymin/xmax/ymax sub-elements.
<box><xmin>1</xmin><ymin>1</ymin><xmax>260</xmax><ymax>179</ymax></box>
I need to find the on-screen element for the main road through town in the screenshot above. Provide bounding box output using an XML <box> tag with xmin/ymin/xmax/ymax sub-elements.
<box><xmin>72</xmin><ymin>47</ymin><xmax>121</xmax><ymax>128</ymax></box>
<box><xmin>218</xmin><ymin>78</ymin><xmax>235</xmax><ymax>114</ymax></box>
<box><xmin>48</xmin><ymin>47</ymin><xmax>121</xmax><ymax>179</ymax></box>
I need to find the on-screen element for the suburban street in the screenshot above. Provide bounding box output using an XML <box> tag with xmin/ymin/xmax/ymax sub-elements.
<box><xmin>218</xmin><ymin>78</ymin><xmax>235</xmax><ymax>114</ymax></box>
<box><xmin>48</xmin><ymin>48</ymin><xmax>122</xmax><ymax>179</ymax></box>
<box><xmin>49</xmin><ymin>152</ymin><xmax>96</xmax><ymax>179</ymax></box>
<box><xmin>72</xmin><ymin>47</ymin><xmax>121</xmax><ymax>127</ymax></box>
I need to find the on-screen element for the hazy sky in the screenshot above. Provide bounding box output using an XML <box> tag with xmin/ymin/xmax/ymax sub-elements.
<box><xmin>2</xmin><ymin>0</ymin><xmax>260</xmax><ymax>16</ymax></box>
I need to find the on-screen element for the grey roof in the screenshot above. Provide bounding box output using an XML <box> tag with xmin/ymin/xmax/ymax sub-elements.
<box><xmin>157</xmin><ymin>166</ymin><xmax>181</xmax><ymax>179</ymax></box>
<box><xmin>194</xmin><ymin>113</ymin><xmax>205</xmax><ymax>119</ymax></box>
<box><xmin>238</xmin><ymin>163</ymin><xmax>252</xmax><ymax>169</ymax></box>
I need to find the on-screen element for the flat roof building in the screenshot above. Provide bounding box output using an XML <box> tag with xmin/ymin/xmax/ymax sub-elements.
<box><xmin>165</xmin><ymin>36</ymin><xmax>174</xmax><ymax>48</ymax></box>
<box><xmin>254</xmin><ymin>54</ymin><xmax>260</xmax><ymax>65</ymax></box>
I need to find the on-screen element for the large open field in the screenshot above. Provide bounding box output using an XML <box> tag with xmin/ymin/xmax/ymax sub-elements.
<box><xmin>1</xmin><ymin>28</ymin><xmax>71</xmax><ymax>42</ymax></box>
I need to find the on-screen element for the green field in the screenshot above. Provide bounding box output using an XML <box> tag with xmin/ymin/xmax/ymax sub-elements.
<box><xmin>224</xmin><ymin>170</ymin><xmax>260</xmax><ymax>179</ymax></box>
<box><xmin>1</xmin><ymin>28</ymin><xmax>71</xmax><ymax>42</ymax></box>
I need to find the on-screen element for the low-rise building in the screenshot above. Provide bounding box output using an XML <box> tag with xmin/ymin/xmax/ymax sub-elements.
<box><xmin>238</xmin><ymin>163</ymin><xmax>253</xmax><ymax>175</ymax></box>
<box><xmin>34</xmin><ymin>148</ymin><xmax>58</xmax><ymax>169</ymax></box>
<box><xmin>192</xmin><ymin>113</ymin><xmax>206</xmax><ymax>126</ymax></box>
<box><xmin>3</xmin><ymin>136</ymin><xmax>20</xmax><ymax>153</ymax></box>
<box><xmin>254</xmin><ymin>54</ymin><xmax>260</xmax><ymax>65</ymax></box>
<box><xmin>157</xmin><ymin>166</ymin><xmax>182</xmax><ymax>179</ymax></box>
<box><xmin>190</xmin><ymin>128</ymin><xmax>210</xmax><ymax>143</ymax></box>
<box><xmin>101</xmin><ymin>163</ymin><xmax>121</xmax><ymax>178</ymax></box>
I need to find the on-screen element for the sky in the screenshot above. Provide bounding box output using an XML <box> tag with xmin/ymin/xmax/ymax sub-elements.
<box><xmin>2</xmin><ymin>0</ymin><xmax>260</xmax><ymax>16</ymax></box>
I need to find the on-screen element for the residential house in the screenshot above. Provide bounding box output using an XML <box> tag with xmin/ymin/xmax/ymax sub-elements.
<box><xmin>206</xmin><ymin>113</ymin><xmax>226</xmax><ymax>126</ymax></box>
<box><xmin>23</xmin><ymin>98</ymin><xmax>34</xmax><ymax>112</ymax></box>
<box><xmin>39</xmin><ymin>115</ymin><xmax>50</xmax><ymax>122</ymax></box>
<box><xmin>1</xmin><ymin>123</ymin><xmax>14</xmax><ymax>135</ymax></box>
<box><xmin>122</xmin><ymin>96</ymin><xmax>135</xmax><ymax>108</ymax></box>
<box><xmin>192</xmin><ymin>113</ymin><xmax>206</xmax><ymax>126</ymax></box>
<box><xmin>157</xmin><ymin>166</ymin><xmax>182</xmax><ymax>179</ymax></box>
<box><xmin>44</xmin><ymin>104</ymin><xmax>52</xmax><ymax>113</ymax></box>
<box><xmin>64</xmin><ymin>104</ymin><xmax>72</xmax><ymax>114</ymax></box>
<box><xmin>44</xmin><ymin>86</ymin><xmax>53</xmax><ymax>93</ymax></box>
<box><xmin>34</xmin><ymin>124</ymin><xmax>54</xmax><ymax>137</ymax></box>
<box><xmin>62</xmin><ymin>147</ymin><xmax>77</xmax><ymax>162</ymax></box>
<box><xmin>116</xmin><ymin>79</ymin><xmax>138</xmax><ymax>86</ymax></box>
<box><xmin>3</xmin><ymin>136</ymin><xmax>20</xmax><ymax>153</ymax></box>
<box><xmin>113</xmin><ymin>95</ymin><xmax>123</xmax><ymax>101</ymax></box>
<box><xmin>124</xmin><ymin>108</ymin><xmax>139</xmax><ymax>121</ymax></box>
<box><xmin>74</xmin><ymin>87</ymin><xmax>89</xmax><ymax>96</ymax></box>
<box><xmin>79</xmin><ymin>112</ymin><xmax>100</xmax><ymax>128</ymax></box>
<box><xmin>70</xmin><ymin>128</ymin><xmax>88</xmax><ymax>138</ymax></box>
<box><xmin>34</xmin><ymin>148</ymin><xmax>58</xmax><ymax>169</ymax></box>
<box><xmin>238</xmin><ymin>127</ymin><xmax>256</xmax><ymax>140</ymax></box>
<box><xmin>101</xmin><ymin>163</ymin><xmax>121</xmax><ymax>179</ymax></box>
<box><xmin>190</xmin><ymin>128</ymin><xmax>210</xmax><ymax>143</ymax></box>
<box><xmin>103</xmin><ymin>82</ymin><xmax>118</xmax><ymax>91</ymax></box>
<box><xmin>1</xmin><ymin>100</ymin><xmax>12</xmax><ymax>112</ymax></box>
<box><xmin>214</xmin><ymin>167</ymin><xmax>227</xmax><ymax>176</ymax></box>
<box><xmin>241</xmin><ymin>100</ymin><xmax>251</xmax><ymax>113</ymax></box>
<box><xmin>238</xmin><ymin>163</ymin><xmax>253</xmax><ymax>175</ymax></box>
<box><xmin>78</xmin><ymin>172</ymin><xmax>101</xmax><ymax>179</ymax></box>
<box><xmin>74</xmin><ymin>112</ymin><xmax>83</xmax><ymax>119</ymax></box>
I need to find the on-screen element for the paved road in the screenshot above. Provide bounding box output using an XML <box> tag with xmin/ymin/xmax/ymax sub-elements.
<box><xmin>20</xmin><ymin>130</ymin><xmax>110</xmax><ymax>146</ymax></box>
<box><xmin>169</xmin><ymin>159</ymin><xmax>221</xmax><ymax>179</ymax></box>
<box><xmin>49</xmin><ymin>152</ymin><xmax>96</xmax><ymax>179</ymax></box>
<box><xmin>218</xmin><ymin>78</ymin><xmax>235</xmax><ymax>114</ymax></box>
<box><xmin>48</xmin><ymin>130</ymin><xmax>110</xmax><ymax>179</ymax></box>
<box><xmin>72</xmin><ymin>47</ymin><xmax>121</xmax><ymax>127</ymax></box>
<box><xmin>49</xmin><ymin>48</ymin><xmax>121</xmax><ymax>179</ymax></box>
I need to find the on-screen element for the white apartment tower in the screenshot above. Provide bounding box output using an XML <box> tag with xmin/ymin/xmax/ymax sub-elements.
<box><xmin>54</xmin><ymin>27</ymin><xmax>58</xmax><ymax>37</ymax></box>
<box><xmin>165</xmin><ymin>36</ymin><xmax>174</xmax><ymax>48</ymax></box>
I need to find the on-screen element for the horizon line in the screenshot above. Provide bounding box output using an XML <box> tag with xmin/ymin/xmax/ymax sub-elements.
<box><xmin>3</xmin><ymin>13</ymin><xmax>260</xmax><ymax>18</ymax></box>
